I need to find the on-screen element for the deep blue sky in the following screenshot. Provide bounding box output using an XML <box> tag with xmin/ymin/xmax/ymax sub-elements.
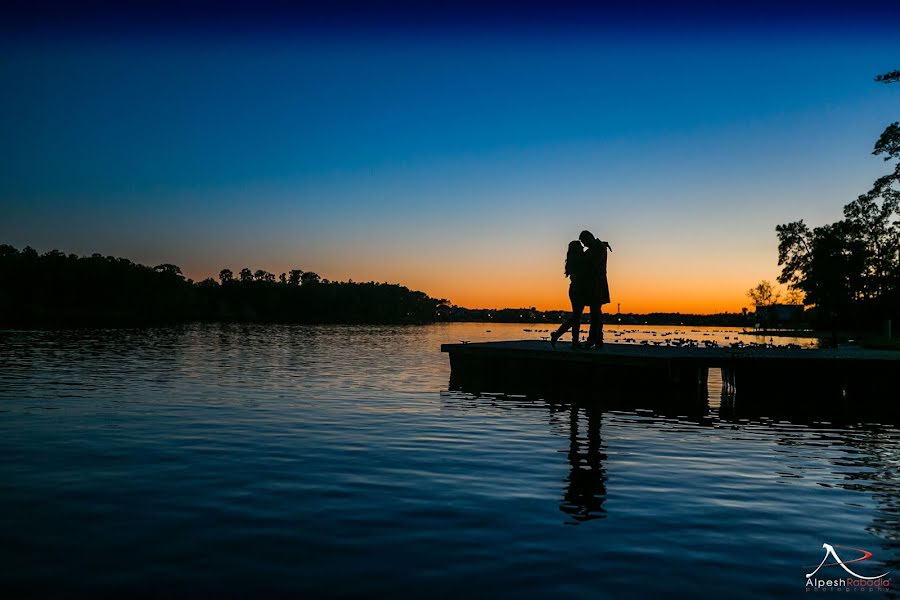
<box><xmin>2</xmin><ymin>2</ymin><xmax>899</xmax><ymax>310</ymax></box>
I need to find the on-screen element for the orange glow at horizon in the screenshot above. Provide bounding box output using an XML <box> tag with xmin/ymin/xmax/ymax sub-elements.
<box><xmin>399</xmin><ymin>266</ymin><xmax>777</xmax><ymax>314</ymax></box>
<box><xmin>183</xmin><ymin>238</ymin><xmax>785</xmax><ymax>315</ymax></box>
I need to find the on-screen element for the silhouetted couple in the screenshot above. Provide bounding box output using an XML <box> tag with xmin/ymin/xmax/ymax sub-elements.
<box><xmin>550</xmin><ymin>230</ymin><xmax>611</xmax><ymax>349</ymax></box>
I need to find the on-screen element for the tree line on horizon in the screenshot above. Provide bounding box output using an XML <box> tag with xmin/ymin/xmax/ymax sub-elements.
<box><xmin>0</xmin><ymin>243</ymin><xmax>765</xmax><ymax>329</ymax></box>
<box><xmin>775</xmin><ymin>70</ymin><xmax>900</xmax><ymax>332</ymax></box>
<box><xmin>0</xmin><ymin>244</ymin><xmax>448</xmax><ymax>326</ymax></box>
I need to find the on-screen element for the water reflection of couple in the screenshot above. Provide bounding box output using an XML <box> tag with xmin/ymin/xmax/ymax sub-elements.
<box><xmin>550</xmin><ymin>230</ymin><xmax>611</xmax><ymax>349</ymax></box>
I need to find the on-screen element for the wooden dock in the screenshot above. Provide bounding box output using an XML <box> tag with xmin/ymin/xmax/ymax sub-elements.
<box><xmin>441</xmin><ymin>341</ymin><xmax>900</xmax><ymax>419</ymax></box>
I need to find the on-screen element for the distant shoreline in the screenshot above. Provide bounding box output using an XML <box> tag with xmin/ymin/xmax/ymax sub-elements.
<box><xmin>0</xmin><ymin>243</ymin><xmax>848</xmax><ymax>333</ymax></box>
<box><xmin>437</xmin><ymin>309</ymin><xmax>756</xmax><ymax>328</ymax></box>
<box><xmin>1</xmin><ymin>317</ymin><xmax>778</xmax><ymax>330</ymax></box>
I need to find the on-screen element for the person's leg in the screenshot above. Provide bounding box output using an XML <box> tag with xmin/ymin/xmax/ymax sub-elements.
<box><xmin>595</xmin><ymin>304</ymin><xmax>604</xmax><ymax>347</ymax></box>
<box><xmin>570</xmin><ymin>302</ymin><xmax>585</xmax><ymax>346</ymax></box>
<box><xmin>553</xmin><ymin>290</ymin><xmax>582</xmax><ymax>346</ymax></box>
<box><xmin>554</xmin><ymin>314</ymin><xmax>575</xmax><ymax>337</ymax></box>
<box><xmin>551</xmin><ymin>315</ymin><xmax>572</xmax><ymax>347</ymax></box>
<box><xmin>587</xmin><ymin>301</ymin><xmax>600</xmax><ymax>345</ymax></box>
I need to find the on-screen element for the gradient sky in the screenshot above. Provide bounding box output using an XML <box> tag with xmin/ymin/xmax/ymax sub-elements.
<box><xmin>3</xmin><ymin>3</ymin><xmax>899</xmax><ymax>312</ymax></box>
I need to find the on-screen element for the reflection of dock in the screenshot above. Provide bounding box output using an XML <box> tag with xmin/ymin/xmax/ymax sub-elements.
<box><xmin>441</xmin><ymin>341</ymin><xmax>899</xmax><ymax>417</ymax></box>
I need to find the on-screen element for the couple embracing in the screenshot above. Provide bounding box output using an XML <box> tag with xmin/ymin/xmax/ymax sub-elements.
<box><xmin>550</xmin><ymin>230</ymin><xmax>611</xmax><ymax>349</ymax></box>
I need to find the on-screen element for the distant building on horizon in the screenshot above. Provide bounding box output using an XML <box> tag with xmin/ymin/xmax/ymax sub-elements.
<box><xmin>754</xmin><ymin>304</ymin><xmax>805</xmax><ymax>325</ymax></box>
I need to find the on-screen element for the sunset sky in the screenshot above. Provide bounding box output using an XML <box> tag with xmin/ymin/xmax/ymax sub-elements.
<box><xmin>3</xmin><ymin>3</ymin><xmax>899</xmax><ymax>312</ymax></box>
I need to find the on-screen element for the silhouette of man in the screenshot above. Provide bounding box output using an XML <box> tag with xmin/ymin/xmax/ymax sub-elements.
<box><xmin>579</xmin><ymin>230</ymin><xmax>611</xmax><ymax>348</ymax></box>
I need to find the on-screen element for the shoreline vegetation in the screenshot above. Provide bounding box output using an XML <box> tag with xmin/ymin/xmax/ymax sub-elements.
<box><xmin>0</xmin><ymin>244</ymin><xmax>894</xmax><ymax>347</ymax></box>
<box><xmin>0</xmin><ymin>244</ymin><xmax>446</xmax><ymax>327</ymax></box>
<box><xmin>1</xmin><ymin>243</ymin><xmax>896</xmax><ymax>350</ymax></box>
<box><xmin>0</xmin><ymin>243</ymin><xmax>762</xmax><ymax>329</ymax></box>
<box><xmin>769</xmin><ymin>70</ymin><xmax>899</xmax><ymax>342</ymax></box>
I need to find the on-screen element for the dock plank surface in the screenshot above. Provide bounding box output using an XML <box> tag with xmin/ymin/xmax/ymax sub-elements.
<box><xmin>441</xmin><ymin>340</ymin><xmax>900</xmax><ymax>409</ymax></box>
<box><xmin>441</xmin><ymin>340</ymin><xmax>900</xmax><ymax>365</ymax></box>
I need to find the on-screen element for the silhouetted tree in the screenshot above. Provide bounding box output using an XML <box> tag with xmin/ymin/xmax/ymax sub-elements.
<box><xmin>300</xmin><ymin>271</ymin><xmax>320</xmax><ymax>285</ymax></box>
<box><xmin>776</xmin><ymin>69</ymin><xmax>899</xmax><ymax>331</ymax></box>
<box><xmin>0</xmin><ymin>245</ymin><xmax>447</xmax><ymax>326</ymax></box>
<box><xmin>842</xmin><ymin>194</ymin><xmax>898</xmax><ymax>299</ymax></box>
<box><xmin>219</xmin><ymin>268</ymin><xmax>233</xmax><ymax>284</ymax></box>
<box><xmin>747</xmin><ymin>280</ymin><xmax>780</xmax><ymax>307</ymax></box>
<box><xmin>288</xmin><ymin>269</ymin><xmax>303</xmax><ymax>286</ymax></box>
<box><xmin>254</xmin><ymin>269</ymin><xmax>275</xmax><ymax>282</ymax></box>
<box><xmin>279</xmin><ymin>272</ymin><xmax>287</xmax><ymax>284</ymax></box>
<box><xmin>875</xmin><ymin>70</ymin><xmax>900</xmax><ymax>84</ymax></box>
<box><xmin>154</xmin><ymin>264</ymin><xmax>183</xmax><ymax>278</ymax></box>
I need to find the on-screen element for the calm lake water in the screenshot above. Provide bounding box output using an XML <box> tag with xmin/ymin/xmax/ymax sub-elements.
<box><xmin>2</xmin><ymin>323</ymin><xmax>899</xmax><ymax>597</ymax></box>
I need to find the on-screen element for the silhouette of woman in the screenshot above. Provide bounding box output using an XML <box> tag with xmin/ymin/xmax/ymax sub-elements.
<box><xmin>550</xmin><ymin>241</ymin><xmax>592</xmax><ymax>348</ymax></box>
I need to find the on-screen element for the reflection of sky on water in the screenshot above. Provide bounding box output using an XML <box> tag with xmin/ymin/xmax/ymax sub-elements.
<box><xmin>0</xmin><ymin>323</ymin><xmax>896</xmax><ymax>596</ymax></box>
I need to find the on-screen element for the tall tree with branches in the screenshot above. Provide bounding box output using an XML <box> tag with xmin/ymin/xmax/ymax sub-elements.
<box><xmin>776</xmin><ymin>70</ymin><xmax>899</xmax><ymax>329</ymax></box>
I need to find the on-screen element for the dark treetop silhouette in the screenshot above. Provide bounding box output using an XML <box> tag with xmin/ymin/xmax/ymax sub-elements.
<box><xmin>0</xmin><ymin>243</ymin><xmax>762</xmax><ymax>329</ymax></box>
<box><xmin>775</xmin><ymin>69</ymin><xmax>900</xmax><ymax>335</ymax></box>
<box><xmin>0</xmin><ymin>245</ymin><xmax>447</xmax><ymax>326</ymax></box>
<box><xmin>551</xmin><ymin>230</ymin><xmax>612</xmax><ymax>349</ymax></box>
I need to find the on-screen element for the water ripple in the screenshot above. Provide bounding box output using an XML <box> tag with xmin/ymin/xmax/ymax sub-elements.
<box><xmin>0</xmin><ymin>323</ymin><xmax>897</xmax><ymax>596</ymax></box>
